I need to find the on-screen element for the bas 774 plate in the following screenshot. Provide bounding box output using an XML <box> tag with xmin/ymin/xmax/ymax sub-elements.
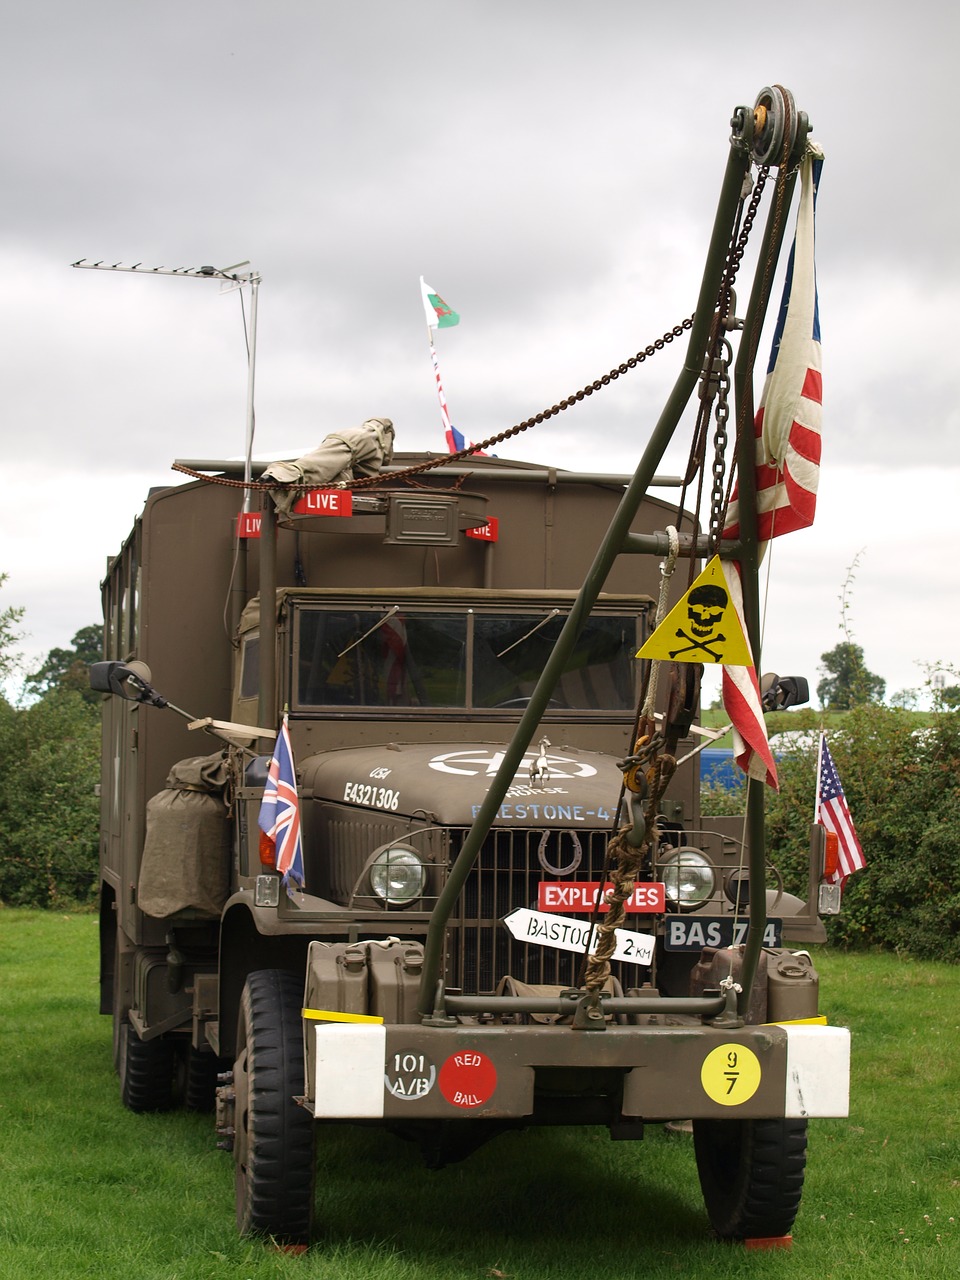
<box><xmin>662</xmin><ymin>916</ymin><xmax>782</xmax><ymax>952</ymax></box>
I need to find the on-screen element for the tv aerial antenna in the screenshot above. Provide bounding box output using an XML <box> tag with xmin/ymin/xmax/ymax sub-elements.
<box><xmin>70</xmin><ymin>258</ymin><xmax>261</xmax><ymax>512</ymax></box>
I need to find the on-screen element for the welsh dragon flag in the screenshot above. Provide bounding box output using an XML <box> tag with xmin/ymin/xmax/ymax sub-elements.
<box><xmin>420</xmin><ymin>277</ymin><xmax>460</xmax><ymax>329</ymax></box>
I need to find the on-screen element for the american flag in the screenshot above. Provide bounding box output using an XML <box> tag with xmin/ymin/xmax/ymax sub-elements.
<box><xmin>816</xmin><ymin>733</ymin><xmax>865</xmax><ymax>885</ymax></box>
<box><xmin>718</xmin><ymin>558</ymin><xmax>778</xmax><ymax>789</ymax></box>
<box><xmin>258</xmin><ymin>713</ymin><xmax>305</xmax><ymax>895</ymax></box>
<box><xmin>723</xmin><ymin>146</ymin><xmax>823</xmax><ymax>547</ymax></box>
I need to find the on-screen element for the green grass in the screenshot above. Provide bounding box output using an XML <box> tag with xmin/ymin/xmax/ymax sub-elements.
<box><xmin>1</xmin><ymin>910</ymin><xmax>958</xmax><ymax>1279</ymax></box>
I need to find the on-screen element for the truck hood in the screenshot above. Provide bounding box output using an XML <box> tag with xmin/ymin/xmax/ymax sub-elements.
<box><xmin>299</xmin><ymin>740</ymin><xmax>624</xmax><ymax>828</ymax></box>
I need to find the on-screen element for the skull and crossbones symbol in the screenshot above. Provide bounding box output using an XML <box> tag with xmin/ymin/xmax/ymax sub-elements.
<box><xmin>669</xmin><ymin>583</ymin><xmax>728</xmax><ymax>662</ymax></box>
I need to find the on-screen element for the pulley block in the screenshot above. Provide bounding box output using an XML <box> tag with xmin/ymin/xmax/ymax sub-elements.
<box><xmin>752</xmin><ymin>85</ymin><xmax>804</xmax><ymax>166</ymax></box>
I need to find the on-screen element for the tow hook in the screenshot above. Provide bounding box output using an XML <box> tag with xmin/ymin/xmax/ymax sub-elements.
<box><xmin>215</xmin><ymin>1071</ymin><xmax>235</xmax><ymax>1150</ymax></box>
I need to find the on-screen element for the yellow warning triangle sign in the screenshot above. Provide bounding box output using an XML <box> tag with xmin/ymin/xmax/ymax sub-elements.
<box><xmin>636</xmin><ymin>556</ymin><xmax>754</xmax><ymax>666</ymax></box>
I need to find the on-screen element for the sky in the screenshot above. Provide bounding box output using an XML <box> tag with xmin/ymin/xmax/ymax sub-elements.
<box><xmin>2</xmin><ymin>1</ymin><xmax>957</xmax><ymax>708</ymax></box>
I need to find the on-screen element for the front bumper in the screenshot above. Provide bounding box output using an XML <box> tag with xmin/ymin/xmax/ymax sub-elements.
<box><xmin>306</xmin><ymin>1019</ymin><xmax>849</xmax><ymax>1123</ymax></box>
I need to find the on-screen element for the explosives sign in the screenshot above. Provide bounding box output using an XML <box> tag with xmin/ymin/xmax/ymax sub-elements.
<box><xmin>636</xmin><ymin>556</ymin><xmax>753</xmax><ymax>666</ymax></box>
<box><xmin>537</xmin><ymin>881</ymin><xmax>666</xmax><ymax>913</ymax></box>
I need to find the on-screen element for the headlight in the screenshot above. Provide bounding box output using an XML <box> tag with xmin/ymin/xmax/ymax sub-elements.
<box><xmin>369</xmin><ymin>846</ymin><xmax>426</xmax><ymax>905</ymax></box>
<box><xmin>660</xmin><ymin>847</ymin><xmax>716</xmax><ymax>910</ymax></box>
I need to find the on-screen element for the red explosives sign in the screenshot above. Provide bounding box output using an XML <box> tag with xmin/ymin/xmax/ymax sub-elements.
<box><xmin>292</xmin><ymin>489</ymin><xmax>354</xmax><ymax>517</ymax></box>
<box><xmin>537</xmin><ymin>881</ymin><xmax>666</xmax><ymax>914</ymax></box>
<box><xmin>465</xmin><ymin>517</ymin><xmax>499</xmax><ymax>542</ymax></box>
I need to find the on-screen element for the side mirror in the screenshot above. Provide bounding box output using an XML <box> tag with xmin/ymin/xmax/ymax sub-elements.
<box><xmin>89</xmin><ymin>660</ymin><xmax>158</xmax><ymax>702</ymax></box>
<box><xmin>759</xmin><ymin>673</ymin><xmax>810</xmax><ymax>712</ymax></box>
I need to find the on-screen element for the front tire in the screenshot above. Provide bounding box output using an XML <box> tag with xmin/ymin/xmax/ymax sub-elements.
<box><xmin>233</xmin><ymin>970</ymin><xmax>316</xmax><ymax>1244</ymax></box>
<box><xmin>693</xmin><ymin>1117</ymin><xmax>807</xmax><ymax>1239</ymax></box>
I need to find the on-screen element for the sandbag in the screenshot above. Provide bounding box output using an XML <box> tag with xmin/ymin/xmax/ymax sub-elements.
<box><xmin>138</xmin><ymin>752</ymin><xmax>231</xmax><ymax>918</ymax></box>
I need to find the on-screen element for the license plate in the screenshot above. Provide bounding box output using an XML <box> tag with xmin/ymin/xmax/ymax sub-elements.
<box><xmin>662</xmin><ymin>916</ymin><xmax>782</xmax><ymax>952</ymax></box>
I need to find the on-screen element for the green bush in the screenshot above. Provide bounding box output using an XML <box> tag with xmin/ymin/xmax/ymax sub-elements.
<box><xmin>0</xmin><ymin>688</ymin><xmax>101</xmax><ymax>907</ymax></box>
<box><xmin>702</xmin><ymin>704</ymin><xmax>960</xmax><ymax>960</ymax></box>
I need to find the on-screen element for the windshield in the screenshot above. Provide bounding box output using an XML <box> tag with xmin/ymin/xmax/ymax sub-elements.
<box><xmin>295</xmin><ymin>607</ymin><xmax>638</xmax><ymax>711</ymax></box>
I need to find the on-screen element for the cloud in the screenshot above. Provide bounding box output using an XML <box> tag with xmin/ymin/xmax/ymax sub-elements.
<box><xmin>3</xmin><ymin>0</ymin><xmax>957</xmax><ymax>712</ymax></box>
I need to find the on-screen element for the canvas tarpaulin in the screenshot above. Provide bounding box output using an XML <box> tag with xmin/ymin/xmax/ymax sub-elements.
<box><xmin>260</xmin><ymin>418</ymin><xmax>394</xmax><ymax>516</ymax></box>
<box><xmin>138</xmin><ymin>751</ymin><xmax>232</xmax><ymax>918</ymax></box>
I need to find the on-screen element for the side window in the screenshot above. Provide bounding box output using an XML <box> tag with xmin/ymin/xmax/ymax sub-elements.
<box><xmin>239</xmin><ymin>635</ymin><xmax>260</xmax><ymax>700</ymax></box>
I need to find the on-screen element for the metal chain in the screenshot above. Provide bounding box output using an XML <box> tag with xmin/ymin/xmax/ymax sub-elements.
<box><xmin>717</xmin><ymin>165</ymin><xmax>769</xmax><ymax>322</ymax></box>
<box><xmin>171</xmin><ymin>315</ymin><xmax>695</xmax><ymax>492</ymax></box>
<box><xmin>708</xmin><ymin>339</ymin><xmax>733</xmax><ymax>553</ymax></box>
<box><xmin>681</xmin><ymin>163</ymin><xmax>769</xmax><ymax>547</ymax></box>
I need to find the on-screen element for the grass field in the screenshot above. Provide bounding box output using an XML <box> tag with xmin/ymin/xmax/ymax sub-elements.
<box><xmin>1</xmin><ymin>910</ymin><xmax>957</xmax><ymax>1280</ymax></box>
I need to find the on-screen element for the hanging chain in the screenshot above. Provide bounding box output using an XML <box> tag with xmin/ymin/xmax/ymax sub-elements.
<box><xmin>674</xmin><ymin>162</ymin><xmax>769</xmax><ymax>550</ymax></box>
<box><xmin>171</xmin><ymin>316</ymin><xmax>695</xmax><ymax>492</ymax></box>
<box><xmin>708</xmin><ymin>338</ymin><xmax>733</xmax><ymax>554</ymax></box>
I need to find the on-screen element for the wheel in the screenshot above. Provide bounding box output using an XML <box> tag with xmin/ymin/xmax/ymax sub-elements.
<box><xmin>693</xmin><ymin>1117</ymin><xmax>807</xmax><ymax>1239</ymax></box>
<box><xmin>178</xmin><ymin>1043</ymin><xmax>223</xmax><ymax>1112</ymax></box>
<box><xmin>118</xmin><ymin>1020</ymin><xmax>175</xmax><ymax>1113</ymax></box>
<box><xmin>233</xmin><ymin>970</ymin><xmax>316</xmax><ymax>1244</ymax></box>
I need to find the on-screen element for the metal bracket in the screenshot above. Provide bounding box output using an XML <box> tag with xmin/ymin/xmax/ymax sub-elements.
<box><xmin>420</xmin><ymin>979</ymin><xmax>457</xmax><ymax>1028</ymax></box>
<box><xmin>571</xmin><ymin>992</ymin><xmax>608</xmax><ymax>1031</ymax></box>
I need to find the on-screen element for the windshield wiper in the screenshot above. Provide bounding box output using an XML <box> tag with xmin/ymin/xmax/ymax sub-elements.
<box><xmin>337</xmin><ymin>605</ymin><xmax>401</xmax><ymax>658</ymax></box>
<box><xmin>496</xmin><ymin>608</ymin><xmax>562</xmax><ymax>658</ymax></box>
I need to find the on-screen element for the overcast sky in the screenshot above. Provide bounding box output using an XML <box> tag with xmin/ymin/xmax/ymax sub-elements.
<box><xmin>2</xmin><ymin>1</ymin><xmax>956</xmax><ymax>707</ymax></box>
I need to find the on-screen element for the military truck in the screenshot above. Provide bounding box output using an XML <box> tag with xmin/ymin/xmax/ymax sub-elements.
<box><xmin>91</xmin><ymin>85</ymin><xmax>850</xmax><ymax>1248</ymax></box>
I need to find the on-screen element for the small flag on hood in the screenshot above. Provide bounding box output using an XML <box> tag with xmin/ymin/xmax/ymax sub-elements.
<box><xmin>258</xmin><ymin>713</ymin><xmax>304</xmax><ymax>896</ymax></box>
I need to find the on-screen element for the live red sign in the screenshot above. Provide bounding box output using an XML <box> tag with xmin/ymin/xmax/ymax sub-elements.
<box><xmin>465</xmin><ymin>517</ymin><xmax>499</xmax><ymax>543</ymax></box>
<box><xmin>236</xmin><ymin>511</ymin><xmax>261</xmax><ymax>539</ymax></box>
<box><xmin>292</xmin><ymin>489</ymin><xmax>353</xmax><ymax>517</ymax></box>
<box><xmin>537</xmin><ymin>881</ymin><xmax>666</xmax><ymax>914</ymax></box>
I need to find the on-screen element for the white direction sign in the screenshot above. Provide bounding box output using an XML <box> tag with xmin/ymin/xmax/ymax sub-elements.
<box><xmin>502</xmin><ymin>908</ymin><xmax>655</xmax><ymax>966</ymax></box>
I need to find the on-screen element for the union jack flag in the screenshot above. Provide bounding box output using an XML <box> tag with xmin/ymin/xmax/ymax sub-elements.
<box><xmin>724</xmin><ymin>145</ymin><xmax>824</xmax><ymax>546</ymax></box>
<box><xmin>258</xmin><ymin>713</ymin><xmax>304</xmax><ymax>895</ymax></box>
<box><xmin>816</xmin><ymin>733</ymin><xmax>866</xmax><ymax>886</ymax></box>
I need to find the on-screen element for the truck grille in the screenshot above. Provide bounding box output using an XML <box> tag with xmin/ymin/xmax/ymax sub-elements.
<box><xmin>445</xmin><ymin>826</ymin><xmax>652</xmax><ymax>994</ymax></box>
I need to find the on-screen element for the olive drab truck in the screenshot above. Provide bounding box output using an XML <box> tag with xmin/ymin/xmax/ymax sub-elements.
<box><xmin>91</xmin><ymin>85</ymin><xmax>850</xmax><ymax>1248</ymax></box>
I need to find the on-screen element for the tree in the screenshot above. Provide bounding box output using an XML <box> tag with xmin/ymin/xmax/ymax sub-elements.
<box><xmin>25</xmin><ymin>624</ymin><xmax>102</xmax><ymax>706</ymax></box>
<box><xmin>817</xmin><ymin>641</ymin><xmax>885</xmax><ymax>710</ymax></box>
<box><xmin>0</xmin><ymin>686</ymin><xmax>101</xmax><ymax>906</ymax></box>
<box><xmin>0</xmin><ymin>573</ymin><xmax>24</xmax><ymax>686</ymax></box>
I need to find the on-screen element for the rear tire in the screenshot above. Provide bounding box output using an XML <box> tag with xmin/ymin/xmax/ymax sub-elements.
<box><xmin>233</xmin><ymin>970</ymin><xmax>316</xmax><ymax>1244</ymax></box>
<box><xmin>179</xmin><ymin>1044</ymin><xmax>223</xmax><ymax>1112</ymax></box>
<box><xmin>118</xmin><ymin>1021</ymin><xmax>175</xmax><ymax>1113</ymax></box>
<box><xmin>693</xmin><ymin>1117</ymin><xmax>807</xmax><ymax>1239</ymax></box>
